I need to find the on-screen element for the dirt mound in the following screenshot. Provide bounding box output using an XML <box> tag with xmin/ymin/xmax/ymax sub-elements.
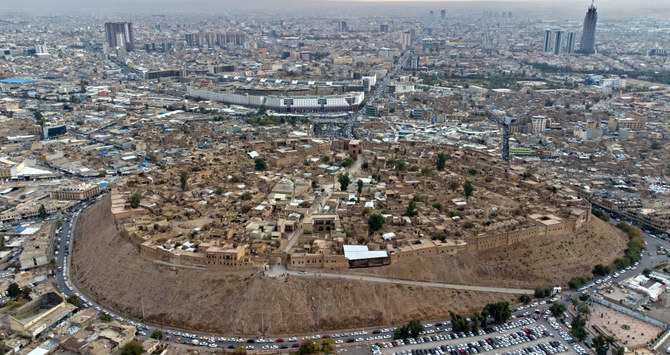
<box><xmin>72</xmin><ymin>196</ymin><xmax>514</xmax><ymax>335</ymax></box>
<box><xmin>348</xmin><ymin>217</ymin><xmax>628</xmax><ymax>288</ymax></box>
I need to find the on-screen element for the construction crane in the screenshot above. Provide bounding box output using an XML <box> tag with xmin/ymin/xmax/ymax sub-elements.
<box><xmin>487</xmin><ymin>109</ymin><xmax>516</xmax><ymax>162</ymax></box>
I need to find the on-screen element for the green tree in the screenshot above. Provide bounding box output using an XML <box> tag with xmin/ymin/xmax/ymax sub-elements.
<box><xmin>367</xmin><ymin>214</ymin><xmax>385</xmax><ymax>235</ymax></box>
<box><xmin>396</xmin><ymin>160</ymin><xmax>406</xmax><ymax>171</ymax></box>
<box><xmin>450</xmin><ymin>181</ymin><xmax>459</xmax><ymax>191</ymax></box>
<box><xmin>257</xmin><ymin>105</ymin><xmax>267</xmax><ymax>116</ymax></box>
<box><xmin>463</xmin><ymin>180</ymin><xmax>474</xmax><ymax>199</ymax></box>
<box><xmin>436</xmin><ymin>153</ymin><xmax>447</xmax><ymax>171</ymax></box>
<box><xmin>406</xmin><ymin>319</ymin><xmax>424</xmax><ymax>338</ymax></box>
<box><xmin>468</xmin><ymin>168</ymin><xmax>477</xmax><ymax>176</ymax></box>
<box><xmin>179</xmin><ymin>170</ymin><xmax>189</xmax><ymax>191</ymax></box>
<box><xmin>357</xmin><ymin>180</ymin><xmax>363</xmax><ymax>194</ymax></box>
<box><xmin>405</xmin><ymin>200</ymin><xmax>418</xmax><ymax>217</ymax></box>
<box><xmin>215</xmin><ymin>186</ymin><xmax>224</xmax><ymax>195</ymax></box>
<box><xmin>321</xmin><ymin>338</ymin><xmax>335</xmax><ymax>353</ymax></box>
<box><xmin>129</xmin><ymin>192</ymin><xmax>141</xmax><ymax>209</ymax></box>
<box><xmin>342</xmin><ymin>157</ymin><xmax>354</xmax><ymax>167</ymax></box>
<box><xmin>100</xmin><ymin>313</ymin><xmax>111</xmax><ymax>322</ymax></box>
<box><xmin>578</xmin><ymin>305</ymin><xmax>591</xmax><ymax>318</ymax></box>
<box><xmin>420</xmin><ymin>166</ymin><xmax>431</xmax><ymax>176</ymax></box>
<box><xmin>613</xmin><ymin>346</ymin><xmax>625</xmax><ymax>355</ymax></box>
<box><xmin>7</xmin><ymin>283</ymin><xmax>20</xmax><ymax>299</ymax></box>
<box><xmin>449</xmin><ymin>311</ymin><xmax>471</xmax><ymax>333</ymax></box>
<box><xmin>571</xmin><ymin>315</ymin><xmax>588</xmax><ymax>341</ymax></box>
<box><xmin>519</xmin><ymin>295</ymin><xmax>531</xmax><ymax>304</ymax></box>
<box><xmin>549</xmin><ymin>302</ymin><xmax>566</xmax><ymax>318</ymax></box>
<box><xmin>121</xmin><ymin>340</ymin><xmax>144</xmax><ymax>355</ymax></box>
<box><xmin>21</xmin><ymin>286</ymin><xmax>31</xmax><ymax>298</ymax></box>
<box><xmin>298</xmin><ymin>339</ymin><xmax>316</xmax><ymax>355</ymax></box>
<box><xmin>66</xmin><ymin>295</ymin><xmax>81</xmax><ymax>308</ymax></box>
<box><xmin>593</xmin><ymin>335</ymin><xmax>608</xmax><ymax>355</ymax></box>
<box><xmin>592</xmin><ymin>264</ymin><xmax>610</xmax><ymax>277</ymax></box>
<box><xmin>651</xmin><ymin>140</ymin><xmax>662</xmax><ymax>150</ymax></box>
<box><xmin>38</xmin><ymin>204</ymin><xmax>47</xmax><ymax>219</ymax></box>
<box><xmin>470</xmin><ymin>312</ymin><xmax>484</xmax><ymax>331</ymax></box>
<box><xmin>432</xmin><ymin>202</ymin><xmax>442</xmax><ymax>211</ymax></box>
<box><xmin>241</xmin><ymin>192</ymin><xmax>253</xmax><ymax>201</ymax></box>
<box><xmin>254</xmin><ymin>158</ymin><xmax>267</xmax><ymax>171</ymax></box>
<box><xmin>151</xmin><ymin>330</ymin><xmax>163</xmax><ymax>340</ymax></box>
<box><xmin>484</xmin><ymin>302</ymin><xmax>512</xmax><ymax>324</ymax></box>
<box><xmin>338</xmin><ymin>173</ymin><xmax>350</xmax><ymax>191</ymax></box>
<box><xmin>643</xmin><ymin>268</ymin><xmax>652</xmax><ymax>277</ymax></box>
<box><xmin>33</xmin><ymin>111</ymin><xmax>45</xmax><ymax>127</ymax></box>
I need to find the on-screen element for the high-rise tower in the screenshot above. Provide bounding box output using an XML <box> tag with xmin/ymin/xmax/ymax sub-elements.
<box><xmin>543</xmin><ymin>30</ymin><xmax>552</xmax><ymax>53</ymax></box>
<box><xmin>104</xmin><ymin>22</ymin><xmax>134</xmax><ymax>51</ymax></box>
<box><xmin>553</xmin><ymin>31</ymin><xmax>563</xmax><ymax>55</ymax></box>
<box><xmin>566</xmin><ymin>32</ymin><xmax>576</xmax><ymax>54</ymax></box>
<box><xmin>579</xmin><ymin>1</ymin><xmax>597</xmax><ymax>55</ymax></box>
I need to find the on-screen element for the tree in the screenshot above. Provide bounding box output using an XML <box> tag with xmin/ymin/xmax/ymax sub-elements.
<box><xmin>338</xmin><ymin>173</ymin><xmax>350</xmax><ymax>191</ymax></box>
<box><xmin>151</xmin><ymin>330</ymin><xmax>163</xmax><ymax>340</ymax></box>
<box><xmin>257</xmin><ymin>105</ymin><xmax>267</xmax><ymax>116</ymax></box>
<box><xmin>367</xmin><ymin>214</ymin><xmax>385</xmax><ymax>235</ymax></box>
<box><xmin>643</xmin><ymin>268</ymin><xmax>651</xmax><ymax>277</ymax></box>
<box><xmin>298</xmin><ymin>339</ymin><xmax>316</xmax><ymax>355</ymax></box>
<box><xmin>436</xmin><ymin>153</ymin><xmax>447</xmax><ymax>171</ymax></box>
<box><xmin>129</xmin><ymin>192</ymin><xmax>141</xmax><ymax>209</ymax></box>
<box><xmin>432</xmin><ymin>202</ymin><xmax>442</xmax><ymax>211</ymax></box>
<box><xmin>470</xmin><ymin>312</ymin><xmax>484</xmax><ymax>331</ymax></box>
<box><xmin>121</xmin><ymin>341</ymin><xmax>144</xmax><ymax>355</ymax></box>
<box><xmin>593</xmin><ymin>335</ymin><xmax>609</xmax><ymax>355</ymax></box>
<box><xmin>33</xmin><ymin>111</ymin><xmax>45</xmax><ymax>127</ymax></box>
<box><xmin>613</xmin><ymin>346</ymin><xmax>625</xmax><ymax>355</ymax></box>
<box><xmin>21</xmin><ymin>286</ymin><xmax>31</xmax><ymax>298</ymax></box>
<box><xmin>592</xmin><ymin>264</ymin><xmax>610</xmax><ymax>277</ymax></box>
<box><xmin>407</xmin><ymin>319</ymin><xmax>424</xmax><ymax>338</ymax></box>
<box><xmin>651</xmin><ymin>140</ymin><xmax>662</xmax><ymax>150</ymax></box>
<box><xmin>254</xmin><ymin>158</ymin><xmax>267</xmax><ymax>171</ymax></box>
<box><xmin>484</xmin><ymin>302</ymin><xmax>512</xmax><ymax>324</ymax></box>
<box><xmin>571</xmin><ymin>315</ymin><xmax>588</xmax><ymax>341</ymax></box>
<box><xmin>578</xmin><ymin>305</ymin><xmax>591</xmax><ymax>318</ymax></box>
<box><xmin>405</xmin><ymin>200</ymin><xmax>418</xmax><ymax>217</ymax></box>
<box><xmin>67</xmin><ymin>295</ymin><xmax>81</xmax><ymax>308</ymax></box>
<box><xmin>241</xmin><ymin>192</ymin><xmax>253</xmax><ymax>201</ymax></box>
<box><xmin>468</xmin><ymin>168</ymin><xmax>477</xmax><ymax>176</ymax></box>
<box><xmin>342</xmin><ymin>157</ymin><xmax>354</xmax><ymax>167</ymax></box>
<box><xmin>396</xmin><ymin>160</ymin><xmax>406</xmax><ymax>171</ymax></box>
<box><xmin>100</xmin><ymin>313</ymin><xmax>112</xmax><ymax>322</ymax></box>
<box><xmin>179</xmin><ymin>170</ymin><xmax>189</xmax><ymax>191</ymax></box>
<box><xmin>420</xmin><ymin>166</ymin><xmax>431</xmax><ymax>176</ymax></box>
<box><xmin>38</xmin><ymin>204</ymin><xmax>47</xmax><ymax>219</ymax></box>
<box><xmin>519</xmin><ymin>295</ymin><xmax>531</xmax><ymax>304</ymax></box>
<box><xmin>463</xmin><ymin>180</ymin><xmax>474</xmax><ymax>199</ymax></box>
<box><xmin>549</xmin><ymin>302</ymin><xmax>566</xmax><ymax>318</ymax></box>
<box><xmin>7</xmin><ymin>283</ymin><xmax>20</xmax><ymax>299</ymax></box>
<box><xmin>357</xmin><ymin>180</ymin><xmax>363</xmax><ymax>194</ymax></box>
<box><xmin>450</xmin><ymin>181</ymin><xmax>459</xmax><ymax>191</ymax></box>
<box><xmin>449</xmin><ymin>311</ymin><xmax>470</xmax><ymax>333</ymax></box>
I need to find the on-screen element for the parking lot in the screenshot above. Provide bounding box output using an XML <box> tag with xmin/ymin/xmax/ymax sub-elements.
<box><xmin>377</xmin><ymin>317</ymin><xmax>574</xmax><ymax>355</ymax></box>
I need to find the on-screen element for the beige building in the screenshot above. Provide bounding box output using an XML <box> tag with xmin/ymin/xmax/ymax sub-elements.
<box><xmin>3</xmin><ymin>292</ymin><xmax>77</xmax><ymax>338</ymax></box>
<box><xmin>51</xmin><ymin>183</ymin><xmax>101</xmax><ymax>201</ymax></box>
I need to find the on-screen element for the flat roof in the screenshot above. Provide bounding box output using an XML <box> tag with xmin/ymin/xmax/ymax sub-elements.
<box><xmin>343</xmin><ymin>245</ymin><xmax>388</xmax><ymax>261</ymax></box>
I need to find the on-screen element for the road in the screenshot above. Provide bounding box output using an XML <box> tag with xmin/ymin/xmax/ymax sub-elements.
<box><xmin>286</xmin><ymin>269</ymin><xmax>534</xmax><ymax>294</ymax></box>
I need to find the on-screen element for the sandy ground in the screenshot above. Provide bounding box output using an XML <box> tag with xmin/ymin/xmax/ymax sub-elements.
<box><xmin>72</xmin><ymin>196</ymin><xmax>515</xmax><ymax>336</ymax></box>
<box><xmin>345</xmin><ymin>217</ymin><xmax>629</xmax><ymax>289</ymax></box>
<box><xmin>587</xmin><ymin>303</ymin><xmax>664</xmax><ymax>350</ymax></box>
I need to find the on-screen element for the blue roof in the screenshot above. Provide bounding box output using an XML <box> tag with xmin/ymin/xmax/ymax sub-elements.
<box><xmin>0</xmin><ymin>78</ymin><xmax>36</xmax><ymax>84</ymax></box>
<box><xmin>100</xmin><ymin>183</ymin><xmax>108</xmax><ymax>188</ymax></box>
<box><xmin>11</xmin><ymin>226</ymin><xmax>26</xmax><ymax>233</ymax></box>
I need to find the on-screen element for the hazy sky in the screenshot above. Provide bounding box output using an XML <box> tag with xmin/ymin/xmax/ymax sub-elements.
<box><xmin>2</xmin><ymin>0</ymin><xmax>669</xmax><ymax>17</ymax></box>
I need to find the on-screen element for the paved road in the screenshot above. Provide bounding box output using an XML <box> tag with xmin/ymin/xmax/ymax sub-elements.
<box><xmin>285</xmin><ymin>270</ymin><xmax>534</xmax><ymax>294</ymax></box>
